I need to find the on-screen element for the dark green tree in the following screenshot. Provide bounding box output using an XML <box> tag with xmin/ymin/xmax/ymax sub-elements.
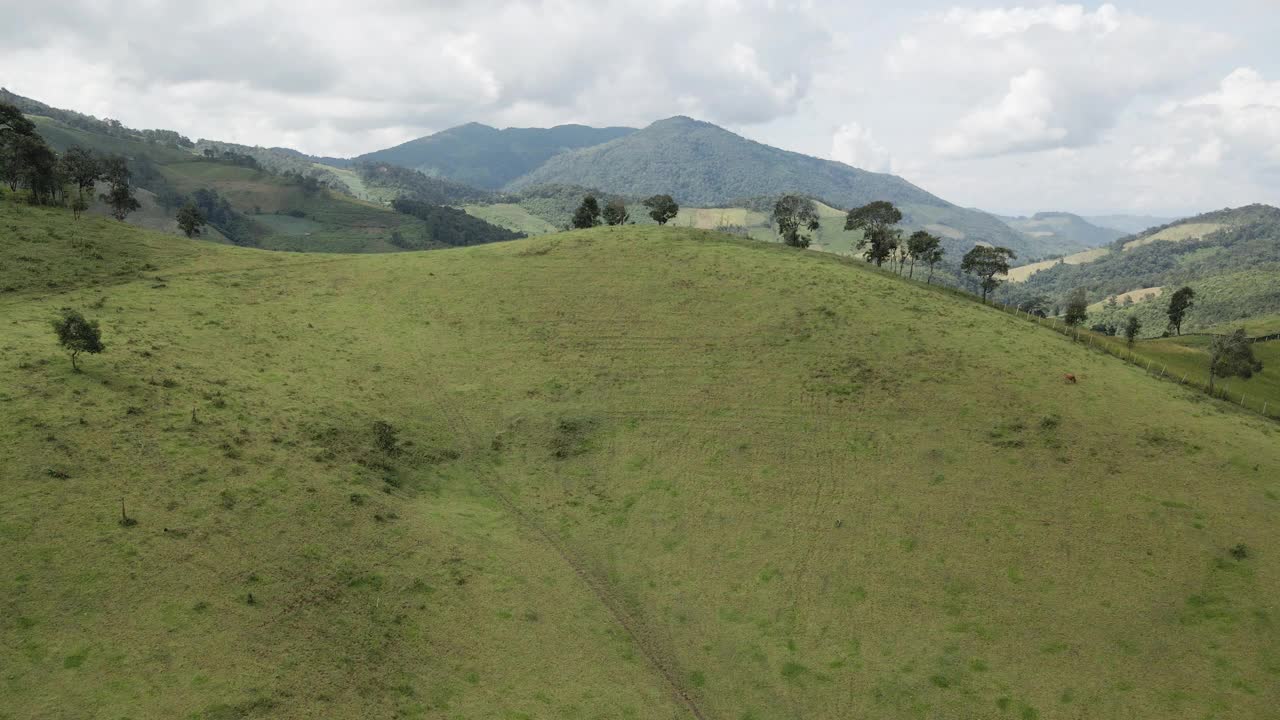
<box><xmin>642</xmin><ymin>194</ymin><xmax>679</xmax><ymax>225</ymax></box>
<box><xmin>0</xmin><ymin>102</ymin><xmax>36</xmax><ymax>137</ymax></box>
<box><xmin>1018</xmin><ymin>295</ymin><xmax>1050</xmax><ymax>316</ymax></box>
<box><xmin>773</xmin><ymin>194</ymin><xmax>820</xmax><ymax>248</ymax></box>
<box><xmin>13</xmin><ymin>133</ymin><xmax>60</xmax><ymax>204</ymax></box>
<box><xmin>905</xmin><ymin>231</ymin><xmax>941</xmax><ymax>280</ymax></box>
<box><xmin>59</xmin><ymin>146</ymin><xmax>100</xmax><ymax>201</ymax></box>
<box><xmin>51</xmin><ymin>308</ymin><xmax>105</xmax><ymax>372</ymax></box>
<box><xmin>845</xmin><ymin>201</ymin><xmax>903</xmax><ymax>267</ymax></box>
<box><xmin>1208</xmin><ymin>328</ymin><xmax>1262</xmax><ymax>395</ymax></box>
<box><xmin>571</xmin><ymin>195</ymin><xmax>602</xmax><ymax>229</ymax></box>
<box><xmin>176</xmin><ymin>202</ymin><xmax>207</xmax><ymax>237</ymax></box>
<box><xmin>960</xmin><ymin>245</ymin><xmax>1017</xmax><ymax>302</ymax></box>
<box><xmin>1124</xmin><ymin>315</ymin><xmax>1141</xmax><ymax>348</ymax></box>
<box><xmin>1064</xmin><ymin>288</ymin><xmax>1089</xmax><ymax>327</ymax></box>
<box><xmin>602</xmin><ymin>198</ymin><xmax>629</xmax><ymax>226</ymax></box>
<box><xmin>98</xmin><ymin>156</ymin><xmax>140</xmax><ymax>221</ymax></box>
<box><xmin>1166</xmin><ymin>286</ymin><xmax>1195</xmax><ymax>336</ymax></box>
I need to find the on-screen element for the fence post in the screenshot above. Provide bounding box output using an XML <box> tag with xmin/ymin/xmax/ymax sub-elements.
<box><xmin>1241</xmin><ymin>393</ymin><xmax>1246</xmax><ymax>407</ymax></box>
<box><xmin>1265</xmin><ymin>401</ymin><xmax>1270</xmax><ymax>416</ymax></box>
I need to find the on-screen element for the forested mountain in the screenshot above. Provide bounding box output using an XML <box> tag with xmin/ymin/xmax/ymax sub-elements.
<box><xmin>998</xmin><ymin>211</ymin><xmax>1125</xmax><ymax>259</ymax></box>
<box><xmin>506</xmin><ymin>116</ymin><xmax>1026</xmax><ymax>254</ymax></box>
<box><xmin>1003</xmin><ymin>204</ymin><xmax>1280</xmax><ymax>335</ymax></box>
<box><xmin>353</xmin><ymin>122</ymin><xmax>635</xmax><ymax>189</ymax></box>
<box><xmin>5</xmin><ymin>89</ymin><xmax>520</xmax><ymax>253</ymax></box>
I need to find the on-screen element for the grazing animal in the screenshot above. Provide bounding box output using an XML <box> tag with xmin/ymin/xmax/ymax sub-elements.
<box><xmin>1064</xmin><ymin>373</ymin><xmax>1077</xmax><ymax>384</ymax></box>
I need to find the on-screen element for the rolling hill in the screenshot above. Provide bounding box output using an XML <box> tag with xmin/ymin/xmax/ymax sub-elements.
<box><xmin>1084</xmin><ymin>214</ymin><xmax>1180</xmax><ymax>235</ymax></box>
<box><xmin>3</xmin><ymin>197</ymin><xmax>1279</xmax><ymax>719</ymax></box>
<box><xmin>353</xmin><ymin>122</ymin><xmax>635</xmax><ymax>190</ymax></box>
<box><xmin>504</xmin><ymin>116</ymin><xmax>1028</xmax><ymax>255</ymax></box>
<box><xmin>998</xmin><ymin>211</ymin><xmax>1125</xmax><ymax>258</ymax></box>
<box><xmin>9</xmin><ymin>91</ymin><xmax>519</xmax><ymax>253</ymax></box>
<box><xmin>1004</xmin><ymin>204</ymin><xmax>1280</xmax><ymax>334</ymax></box>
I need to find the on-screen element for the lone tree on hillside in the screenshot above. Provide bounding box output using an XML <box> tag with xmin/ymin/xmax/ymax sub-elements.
<box><xmin>642</xmin><ymin>194</ymin><xmax>679</xmax><ymax>225</ymax></box>
<box><xmin>845</xmin><ymin>200</ymin><xmax>902</xmax><ymax>267</ymax></box>
<box><xmin>772</xmin><ymin>194</ymin><xmax>820</xmax><ymax>248</ymax></box>
<box><xmin>905</xmin><ymin>230</ymin><xmax>941</xmax><ymax>280</ymax></box>
<box><xmin>1166</xmin><ymin>286</ymin><xmax>1196</xmax><ymax>336</ymax></box>
<box><xmin>59</xmin><ymin>146</ymin><xmax>100</xmax><ymax>202</ymax></box>
<box><xmin>99</xmin><ymin>155</ymin><xmax>140</xmax><ymax>221</ymax></box>
<box><xmin>602</xmin><ymin>198</ymin><xmax>629</xmax><ymax>226</ymax></box>
<box><xmin>176</xmin><ymin>202</ymin><xmax>207</xmax><ymax>237</ymax></box>
<box><xmin>1064</xmin><ymin>288</ymin><xmax>1089</xmax><ymax>327</ymax></box>
<box><xmin>1124</xmin><ymin>315</ymin><xmax>1142</xmax><ymax>349</ymax></box>
<box><xmin>571</xmin><ymin>195</ymin><xmax>602</xmax><ymax>229</ymax></box>
<box><xmin>1208</xmin><ymin>328</ymin><xmax>1262</xmax><ymax>395</ymax></box>
<box><xmin>51</xmin><ymin>308</ymin><xmax>105</xmax><ymax>372</ymax></box>
<box><xmin>960</xmin><ymin>245</ymin><xmax>1016</xmax><ymax>302</ymax></box>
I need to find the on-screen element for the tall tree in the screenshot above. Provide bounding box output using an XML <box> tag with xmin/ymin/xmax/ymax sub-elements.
<box><xmin>176</xmin><ymin>202</ymin><xmax>207</xmax><ymax>238</ymax></box>
<box><xmin>773</xmin><ymin>194</ymin><xmax>820</xmax><ymax>248</ymax></box>
<box><xmin>59</xmin><ymin>146</ymin><xmax>100</xmax><ymax>202</ymax></box>
<box><xmin>905</xmin><ymin>231</ymin><xmax>941</xmax><ymax>280</ymax></box>
<box><xmin>1166</xmin><ymin>286</ymin><xmax>1196</xmax><ymax>336</ymax></box>
<box><xmin>1124</xmin><ymin>315</ymin><xmax>1141</xmax><ymax>349</ymax></box>
<box><xmin>99</xmin><ymin>155</ymin><xmax>140</xmax><ymax>221</ymax></box>
<box><xmin>1208</xmin><ymin>328</ymin><xmax>1262</xmax><ymax>395</ymax></box>
<box><xmin>0</xmin><ymin>102</ymin><xmax>36</xmax><ymax>137</ymax></box>
<box><xmin>1063</xmin><ymin>288</ymin><xmax>1089</xmax><ymax>327</ymax></box>
<box><xmin>960</xmin><ymin>245</ymin><xmax>1016</xmax><ymax>302</ymax></box>
<box><xmin>571</xmin><ymin>195</ymin><xmax>602</xmax><ymax>229</ymax></box>
<box><xmin>1</xmin><ymin>102</ymin><xmax>38</xmax><ymax>194</ymax></box>
<box><xmin>51</xmin><ymin>308</ymin><xmax>105</xmax><ymax>372</ymax></box>
<box><xmin>13</xmin><ymin>133</ymin><xmax>60</xmax><ymax>204</ymax></box>
<box><xmin>845</xmin><ymin>201</ymin><xmax>902</xmax><ymax>267</ymax></box>
<box><xmin>602</xmin><ymin>198</ymin><xmax>629</xmax><ymax>226</ymax></box>
<box><xmin>642</xmin><ymin>194</ymin><xmax>679</xmax><ymax>225</ymax></box>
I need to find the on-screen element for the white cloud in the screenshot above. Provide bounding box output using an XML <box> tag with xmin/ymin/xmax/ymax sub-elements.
<box><xmin>935</xmin><ymin>68</ymin><xmax>1067</xmax><ymax>157</ymax></box>
<box><xmin>0</xmin><ymin>0</ymin><xmax>832</xmax><ymax>156</ymax></box>
<box><xmin>891</xmin><ymin>3</ymin><xmax>1234</xmax><ymax>158</ymax></box>
<box><xmin>830</xmin><ymin>122</ymin><xmax>893</xmax><ymax>172</ymax></box>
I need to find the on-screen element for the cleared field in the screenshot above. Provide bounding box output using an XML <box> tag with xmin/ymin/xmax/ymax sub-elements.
<box><xmin>253</xmin><ymin>213</ymin><xmax>325</xmax><ymax>237</ymax></box>
<box><xmin>463</xmin><ymin>203</ymin><xmax>559</xmax><ymax>235</ymax></box>
<box><xmin>669</xmin><ymin>206</ymin><xmax>769</xmax><ymax>230</ymax></box>
<box><xmin>1125</xmin><ymin>223</ymin><xmax>1225</xmax><ymax>250</ymax></box>
<box><xmin>1089</xmin><ymin>286</ymin><xmax>1164</xmax><ymax>312</ymax></box>
<box><xmin>3</xmin><ymin>199</ymin><xmax>1280</xmax><ymax>719</ymax></box>
<box><xmin>1007</xmin><ymin>247</ymin><xmax>1110</xmax><ymax>282</ymax></box>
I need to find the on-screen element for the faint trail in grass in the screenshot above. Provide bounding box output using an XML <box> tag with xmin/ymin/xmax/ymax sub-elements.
<box><xmin>421</xmin><ymin>380</ymin><xmax>711</xmax><ymax>720</ymax></box>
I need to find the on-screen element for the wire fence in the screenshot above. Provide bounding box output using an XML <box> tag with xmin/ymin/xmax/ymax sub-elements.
<box><xmin>985</xmin><ymin>299</ymin><xmax>1278</xmax><ymax>423</ymax></box>
<box><xmin>834</xmin><ymin>259</ymin><xmax>1278</xmax><ymax>423</ymax></box>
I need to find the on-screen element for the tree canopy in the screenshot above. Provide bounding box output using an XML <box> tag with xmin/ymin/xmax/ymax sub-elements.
<box><xmin>1064</xmin><ymin>288</ymin><xmax>1089</xmax><ymax>327</ymax></box>
<box><xmin>51</xmin><ymin>308</ymin><xmax>105</xmax><ymax>372</ymax></box>
<box><xmin>642</xmin><ymin>194</ymin><xmax>679</xmax><ymax>225</ymax></box>
<box><xmin>602</xmin><ymin>198</ymin><xmax>629</xmax><ymax>226</ymax></box>
<box><xmin>572</xmin><ymin>195</ymin><xmax>602</xmax><ymax>229</ymax></box>
<box><xmin>1208</xmin><ymin>329</ymin><xmax>1262</xmax><ymax>394</ymax></box>
<box><xmin>773</xmin><ymin>194</ymin><xmax>820</xmax><ymax>248</ymax></box>
<box><xmin>960</xmin><ymin>245</ymin><xmax>1017</xmax><ymax>302</ymax></box>
<box><xmin>845</xmin><ymin>201</ymin><xmax>903</xmax><ymax>266</ymax></box>
<box><xmin>1166</xmin><ymin>286</ymin><xmax>1196</xmax><ymax>336</ymax></box>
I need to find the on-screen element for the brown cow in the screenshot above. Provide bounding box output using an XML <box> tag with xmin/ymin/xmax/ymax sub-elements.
<box><xmin>1064</xmin><ymin>373</ymin><xmax>1077</xmax><ymax>384</ymax></box>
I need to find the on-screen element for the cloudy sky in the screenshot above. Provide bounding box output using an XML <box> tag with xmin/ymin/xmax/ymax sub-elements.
<box><xmin>3</xmin><ymin>1</ymin><xmax>1277</xmax><ymax>215</ymax></box>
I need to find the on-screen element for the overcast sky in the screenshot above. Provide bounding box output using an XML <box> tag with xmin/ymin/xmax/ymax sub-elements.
<box><xmin>3</xmin><ymin>1</ymin><xmax>1277</xmax><ymax>216</ymax></box>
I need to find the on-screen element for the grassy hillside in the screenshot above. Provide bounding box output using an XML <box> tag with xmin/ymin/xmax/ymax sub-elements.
<box><xmin>356</xmin><ymin>122</ymin><xmax>635</xmax><ymax>189</ymax></box>
<box><xmin>1007</xmin><ymin>205</ymin><xmax>1280</xmax><ymax>330</ymax></box>
<box><xmin>506</xmin><ymin>116</ymin><xmax>1028</xmax><ymax>255</ymax></box>
<box><xmin>4</xmin><ymin>200</ymin><xmax>1280</xmax><ymax>720</ymax></box>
